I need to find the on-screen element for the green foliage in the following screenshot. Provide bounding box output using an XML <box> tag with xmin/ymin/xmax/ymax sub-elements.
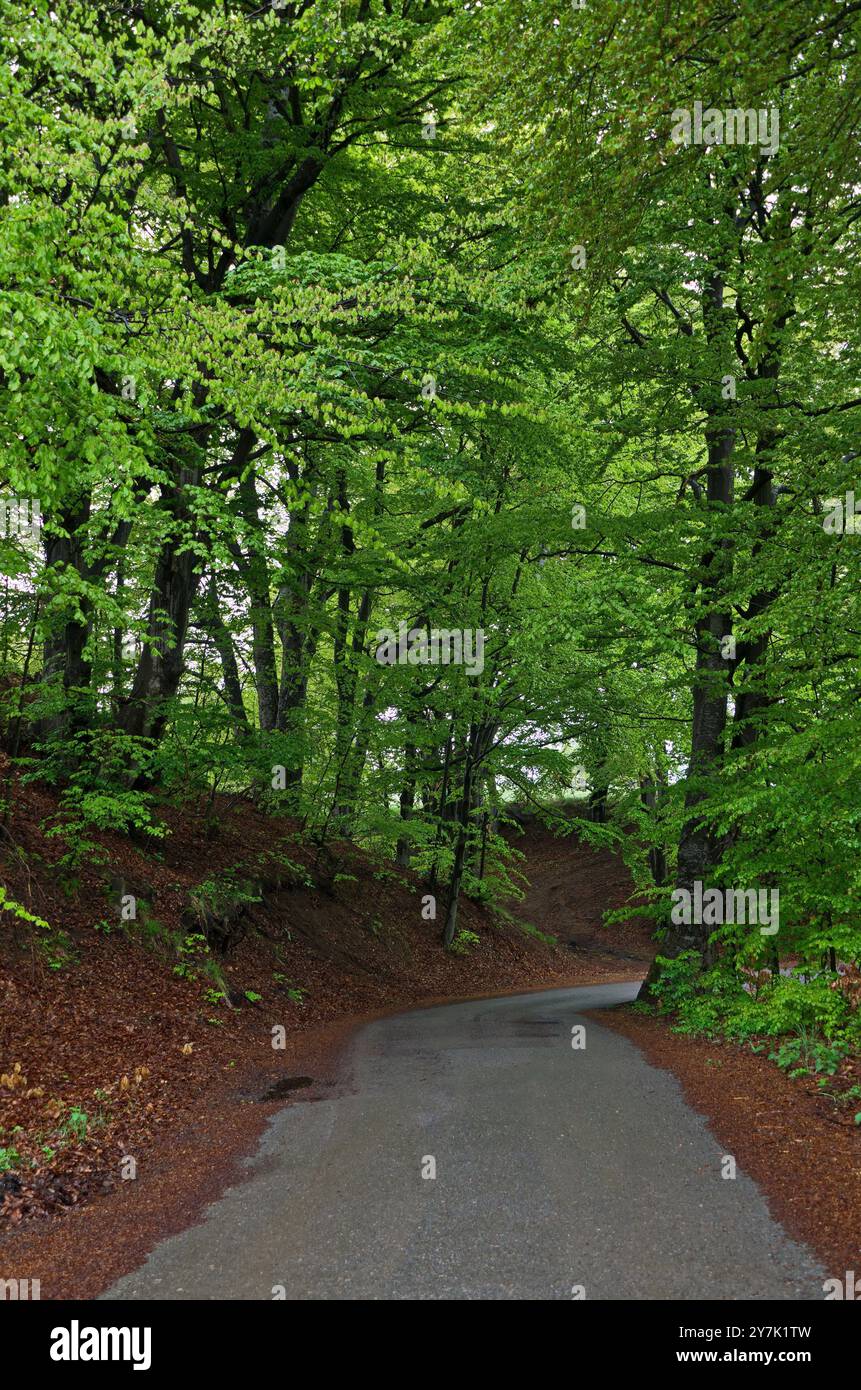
<box><xmin>0</xmin><ymin>885</ymin><xmax>74</xmax><ymax>970</ymax></box>
<box><xmin>0</xmin><ymin>0</ymin><xmax>859</xmax><ymax>1062</ymax></box>
<box><xmin>172</xmin><ymin>931</ymin><xmax>209</xmax><ymax>982</ymax></box>
<box><xmin>273</xmin><ymin>973</ymin><xmax>306</xmax><ymax>1004</ymax></box>
<box><xmin>0</xmin><ymin>1146</ymin><xmax>21</xmax><ymax>1173</ymax></box>
<box><xmin>448</xmin><ymin>928</ymin><xmax>480</xmax><ymax>957</ymax></box>
<box><xmin>648</xmin><ymin>949</ymin><xmax>859</xmax><ymax>1085</ymax></box>
<box><xmin>191</xmin><ymin>874</ymin><xmax>262</xmax><ymax>919</ymax></box>
<box><xmin>768</xmin><ymin>1031</ymin><xmax>846</xmax><ymax>1080</ymax></box>
<box><xmin>25</xmin><ymin>730</ymin><xmax>166</xmax><ymax>867</ymax></box>
<box><xmin>0</xmin><ymin>885</ymin><xmax>50</xmax><ymax>931</ymax></box>
<box><xmin>59</xmin><ymin>1108</ymin><xmax>88</xmax><ymax>1143</ymax></box>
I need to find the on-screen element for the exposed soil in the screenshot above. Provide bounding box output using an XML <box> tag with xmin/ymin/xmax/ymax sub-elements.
<box><xmin>598</xmin><ymin>1006</ymin><xmax>861</xmax><ymax>1284</ymax></box>
<box><xmin>506</xmin><ymin>810</ymin><xmax>655</xmax><ymax>965</ymax></box>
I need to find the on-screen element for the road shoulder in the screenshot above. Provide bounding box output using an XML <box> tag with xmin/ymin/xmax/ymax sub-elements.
<box><xmin>595</xmin><ymin>1004</ymin><xmax>858</xmax><ymax>1288</ymax></box>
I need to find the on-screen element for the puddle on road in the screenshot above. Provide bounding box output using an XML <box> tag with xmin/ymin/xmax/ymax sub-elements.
<box><xmin>259</xmin><ymin>1075</ymin><xmax>314</xmax><ymax>1101</ymax></box>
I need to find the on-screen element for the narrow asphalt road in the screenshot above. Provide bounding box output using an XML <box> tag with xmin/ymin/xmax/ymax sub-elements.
<box><xmin>104</xmin><ymin>983</ymin><xmax>823</xmax><ymax>1301</ymax></box>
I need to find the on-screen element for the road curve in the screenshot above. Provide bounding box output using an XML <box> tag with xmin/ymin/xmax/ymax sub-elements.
<box><xmin>103</xmin><ymin>983</ymin><xmax>823</xmax><ymax>1301</ymax></box>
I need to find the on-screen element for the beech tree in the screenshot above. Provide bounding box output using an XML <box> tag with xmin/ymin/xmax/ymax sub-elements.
<box><xmin>2</xmin><ymin>0</ymin><xmax>861</xmax><ymax>990</ymax></box>
<box><xmin>482</xmin><ymin>0</ymin><xmax>861</xmax><ymax>989</ymax></box>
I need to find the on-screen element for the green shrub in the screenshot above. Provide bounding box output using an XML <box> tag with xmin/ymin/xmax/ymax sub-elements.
<box><xmin>449</xmin><ymin>928</ymin><xmax>480</xmax><ymax>956</ymax></box>
<box><xmin>0</xmin><ymin>1146</ymin><xmax>22</xmax><ymax>1173</ymax></box>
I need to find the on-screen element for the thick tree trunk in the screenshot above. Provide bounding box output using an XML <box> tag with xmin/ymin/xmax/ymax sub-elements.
<box><xmin>639</xmin><ymin>319</ymin><xmax>735</xmax><ymax>1000</ymax></box>
<box><xmin>731</xmin><ymin>418</ymin><xmax>781</xmax><ymax>750</ymax></box>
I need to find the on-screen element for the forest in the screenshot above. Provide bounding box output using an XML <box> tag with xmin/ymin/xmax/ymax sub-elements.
<box><xmin>1</xmin><ymin>0</ymin><xmax>860</xmax><ymax>1313</ymax></box>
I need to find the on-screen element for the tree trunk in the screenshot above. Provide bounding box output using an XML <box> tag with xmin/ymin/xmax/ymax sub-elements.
<box><xmin>201</xmin><ymin>576</ymin><xmax>249</xmax><ymax>739</ymax></box>
<box><xmin>639</xmin><ymin>305</ymin><xmax>734</xmax><ymax>999</ymax></box>
<box><xmin>39</xmin><ymin>498</ymin><xmax>94</xmax><ymax>736</ymax></box>
<box><xmin>396</xmin><ymin>741</ymin><xmax>417</xmax><ymax>868</ymax></box>
<box><xmin>639</xmin><ymin>773</ymin><xmax>667</xmax><ymax>887</ymax></box>
<box><xmin>118</xmin><ymin>470</ymin><xmax>201</xmax><ymax>743</ymax></box>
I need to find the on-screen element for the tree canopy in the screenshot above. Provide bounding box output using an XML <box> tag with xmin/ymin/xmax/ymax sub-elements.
<box><xmin>2</xmin><ymin>0</ymin><xmax>860</xmax><ymax>986</ymax></box>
